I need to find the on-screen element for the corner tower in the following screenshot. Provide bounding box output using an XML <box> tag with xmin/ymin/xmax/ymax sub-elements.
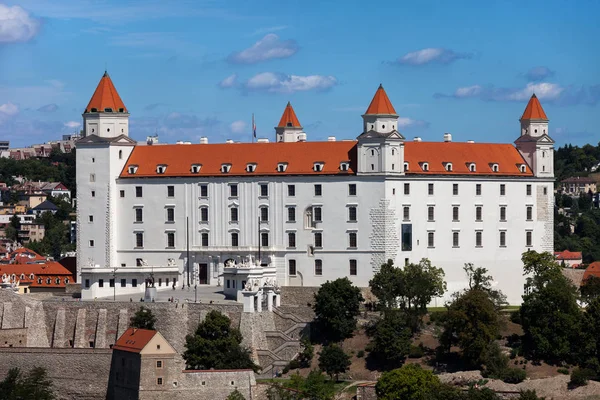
<box><xmin>515</xmin><ymin>94</ymin><xmax>554</xmax><ymax>178</ymax></box>
<box><xmin>82</xmin><ymin>71</ymin><xmax>130</xmax><ymax>138</ymax></box>
<box><xmin>356</xmin><ymin>85</ymin><xmax>405</xmax><ymax>175</ymax></box>
<box><xmin>275</xmin><ymin>102</ymin><xmax>306</xmax><ymax>142</ymax></box>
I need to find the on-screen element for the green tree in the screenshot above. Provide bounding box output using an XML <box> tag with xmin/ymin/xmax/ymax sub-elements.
<box><xmin>5</xmin><ymin>214</ymin><xmax>20</xmax><ymax>241</ymax></box>
<box><xmin>581</xmin><ymin>276</ymin><xmax>600</xmax><ymax>304</ymax></box>
<box><xmin>318</xmin><ymin>344</ymin><xmax>351</xmax><ymax>381</ymax></box>
<box><xmin>369</xmin><ymin>311</ymin><xmax>412</xmax><ymax>370</ymax></box>
<box><xmin>0</xmin><ymin>367</ymin><xmax>56</xmax><ymax>400</ymax></box>
<box><xmin>313</xmin><ymin>278</ymin><xmax>363</xmax><ymax>342</ymax></box>
<box><xmin>183</xmin><ymin>310</ymin><xmax>257</xmax><ymax>371</ymax></box>
<box><xmin>463</xmin><ymin>264</ymin><xmax>507</xmax><ymax>310</ymax></box>
<box><xmin>303</xmin><ymin>370</ymin><xmax>335</xmax><ymax>400</ymax></box>
<box><xmin>520</xmin><ymin>251</ymin><xmax>582</xmax><ymax>363</ymax></box>
<box><xmin>578</xmin><ymin>297</ymin><xmax>600</xmax><ymax>372</ymax></box>
<box><xmin>297</xmin><ymin>336</ymin><xmax>314</xmax><ymax>368</ymax></box>
<box><xmin>226</xmin><ymin>389</ymin><xmax>246</xmax><ymax>400</ymax></box>
<box><xmin>375</xmin><ymin>364</ymin><xmax>440</xmax><ymax>400</ymax></box>
<box><xmin>517</xmin><ymin>390</ymin><xmax>545</xmax><ymax>400</ymax></box>
<box><xmin>130</xmin><ymin>306</ymin><xmax>157</xmax><ymax>330</ymax></box>
<box><xmin>369</xmin><ymin>259</ymin><xmax>401</xmax><ymax>309</ymax></box>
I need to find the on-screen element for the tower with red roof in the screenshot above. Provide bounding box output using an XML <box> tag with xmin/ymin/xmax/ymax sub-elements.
<box><xmin>82</xmin><ymin>71</ymin><xmax>130</xmax><ymax>138</ymax></box>
<box><xmin>274</xmin><ymin>102</ymin><xmax>306</xmax><ymax>143</ymax></box>
<box><xmin>515</xmin><ymin>94</ymin><xmax>554</xmax><ymax>178</ymax></box>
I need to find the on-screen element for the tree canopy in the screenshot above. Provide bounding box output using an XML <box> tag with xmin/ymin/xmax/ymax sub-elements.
<box><xmin>130</xmin><ymin>306</ymin><xmax>157</xmax><ymax>330</ymax></box>
<box><xmin>0</xmin><ymin>367</ymin><xmax>56</xmax><ymax>400</ymax></box>
<box><xmin>318</xmin><ymin>344</ymin><xmax>351</xmax><ymax>381</ymax></box>
<box><xmin>312</xmin><ymin>278</ymin><xmax>363</xmax><ymax>343</ymax></box>
<box><xmin>375</xmin><ymin>364</ymin><xmax>440</xmax><ymax>400</ymax></box>
<box><xmin>368</xmin><ymin>310</ymin><xmax>412</xmax><ymax>370</ymax></box>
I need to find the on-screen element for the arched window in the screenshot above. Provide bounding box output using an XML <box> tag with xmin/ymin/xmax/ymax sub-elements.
<box><xmin>371</xmin><ymin>149</ymin><xmax>375</xmax><ymax>156</ymax></box>
<box><xmin>392</xmin><ymin>149</ymin><xmax>395</xmax><ymax>156</ymax></box>
<box><xmin>119</xmin><ymin>150</ymin><xmax>123</xmax><ymax>159</ymax></box>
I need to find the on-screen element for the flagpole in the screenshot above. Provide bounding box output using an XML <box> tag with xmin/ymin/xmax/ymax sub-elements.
<box><xmin>252</xmin><ymin>114</ymin><xmax>255</xmax><ymax>143</ymax></box>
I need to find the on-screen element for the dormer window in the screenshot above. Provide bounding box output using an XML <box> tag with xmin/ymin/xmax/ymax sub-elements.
<box><xmin>156</xmin><ymin>165</ymin><xmax>167</xmax><ymax>174</ymax></box>
<box><xmin>191</xmin><ymin>164</ymin><xmax>202</xmax><ymax>173</ymax></box>
<box><xmin>128</xmin><ymin>165</ymin><xmax>138</xmax><ymax>174</ymax></box>
<box><xmin>119</xmin><ymin>108</ymin><xmax>124</xmax><ymax>112</ymax></box>
<box><xmin>444</xmin><ymin>162</ymin><xmax>453</xmax><ymax>172</ymax></box>
<box><xmin>91</xmin><ymin>108</ymin><xmax>98</xmax><ymax>112</ymax></box>
<box><xmin>404</xmin><ymin>162</ymin><xmax>409</xmax><ymax>172</ymax></box>
<box><xmin>277</xmin><ymin>163</ymin><xmax>288</xmax><ymax>172</ymax></box>
<box><xmin>340</xmin><ymin>162</ymin><xmax>350</xmax><ymax>171</ymax></box>
<box><xmin>491</xmin><ymin>163</ymin><xmax>499</xmax><ymax>173</ymax></box>
<box><xmin>104</xmin><ymin>108</ymin><xmax>113</xmax><ymax>112</ymax></box>
<box><xmin>519</xmin><ymin>164</ymin><xmax>527</xmax><ymax>173</ymax></box>
<box><xmin>313</xmin><ymin>162</ymin><xmax>324</xmax><ymax>172</ymax></box>
<box><xmin>421</xmin><ymin>162</ymin><xmax>429</xmax><ymax>172</ymax></box>
<box><xmin>246</xmin><ymin>163</ymin><xmax>257</xmax><ymax>173</ymax></box>
<box><xmin>469</xmin><ymin>163</ymin><xmax>476</xmax><ymax>172</ymax></box>
<box><xmin>221</xmin><ymin>164</ymin><xmax>232</xmax><ymax>173</ymax></box>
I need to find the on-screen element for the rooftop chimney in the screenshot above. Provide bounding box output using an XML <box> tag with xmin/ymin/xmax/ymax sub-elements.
<box><xmin>413</xmin><ymin>137</ymin><xmax>422</xmax><ymax>142</ymax></box>
<box><xmin>257</xmin><ymin>138</ymin><xmax>269</xmax><ymax>143</ymax></box>
<box><xmin>467</xmin><ymin>140</ymin><xmax>475</xmax><ymax>144</ymax></box>
<box><xmin>327</xmin><ymin>136</ymin><xmax>336</xmax><ymax>142</ymax></box>
<box><xmin>199</xmin><ymin>137</ymin><xmax>208</xmax><ymax>144</ymax></box>
<box><xmin>444</xmin><ymin>133</ymin><xmax>452</xmax><ymax>142</ymax></box>
<box><xmin>225</xmin><ymin>139</ymin><xmax>234</xmax><ymax>144</ymax></box>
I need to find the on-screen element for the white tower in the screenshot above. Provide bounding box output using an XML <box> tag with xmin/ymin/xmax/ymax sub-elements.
<box><xmin>356</xmin><ymin>85</ymin><xmax>405</xmax><ymax>175</ymax></box>
<box><xmin>515</xmin><ymin>94</ymin><xmax>554</xmax><ymax>178</ymax></box>
<box><xmin>275</xmin><ymin>102</ymin><xmax>306</xmax><ymax>142</ymax></box>
<box><xmin>82</xmin><ymin>71</ymin><xmax>130</xmax><ymax>138</ymax></box>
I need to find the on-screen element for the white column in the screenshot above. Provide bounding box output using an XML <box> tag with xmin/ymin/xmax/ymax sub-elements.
<box><xmin>266</xmin><ymin>288</ymin><xmax>274</xmax><ymax>311</ymax></box>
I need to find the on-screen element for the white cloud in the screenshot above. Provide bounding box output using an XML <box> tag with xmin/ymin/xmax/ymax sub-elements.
<box><xmin>0</xmin><ymin>102</ymin><xmax>19</xmax><ymax>116</ymax></box>
<box><xmin>228</xmin><ymin>34</ymin><xmax>298</xmax><ymax>64</ymax></box>
<box><xmin>64</xmin><ymin>121</ymin><xmax>81</xmax><ymax>128</ymax></box>
<box><xmin>244</xmin><ymin>72</ymin><xmax>337</xmax><ymax>94</ymax></box>
<box><xmin>396</xmin><ymin>48</ymin><xmax>471</xmax><ymax>66</ymax></box>
<box><xmin>436</xmin><ymin>82</ymin><xmax>571</xmax><ymax>103</ymax></box>
<box><xmin>504</xmin><ymin>82</ymin><xmax>564</xmax><ymax>101</ymax></box>
<box><xmin>229</xmin><ymin>120</ymin><xmax>247</xmax><ymax>134</ymax></box>
<box><xmin>0</xmin><ymin>4</ymin><xmax>40</xmax><ymax>43</ymax></box>
<box><xmin>397</xmin><ymin>117</ymin><xmax>429</xmax><ymax>129</ymax></box>
<box><xmin>251</xmin><ymin>25</ymin><xmax>288</xmax><ymax>36</ymax></box>
<box><xmin>219</xmin><ymin>74</ymin><xmax>237</xmax><ymax>89</ymax></box>
<box><xmin>454</xmin><ymin>85</ymin><xmax>483</xmax><ymax>98</ymax></box>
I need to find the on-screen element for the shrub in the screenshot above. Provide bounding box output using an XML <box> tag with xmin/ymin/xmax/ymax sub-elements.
<box><xmin>509</xmin><ymin>348</ymin><xmax>518</xmax><ymax>359</ymax></box>
<box><xmin>501</xmin><ymin>368</ymin><xmax>527</xmax><ymax>384</ymax></box>
<box><xmin>510</xmin><ymin>311</ymin><xmax>522</xmax><ymax>325</ymax></box>
<box><xmin>518</xmin><ymin>390</ymin><xmax>545</xmax><ymax>400</ymax></box>
<box><xmin>409</xmin><ymin>345</ymin><xmax>425</xmax><ymax>359</ymax></box>
<box><xmin>357</xmin><ymin>350</ymin><xmax>365</xmax><ymax>358</ymax></box>
<box><xmin>557</xmin><ymin>368</ymin><xmax>569</xmax><ymax>375</ymax></box>
<box><xmin>570</xmin><ymin>367</ymin><xmax>593</xmax><ymax>387</ymax></box>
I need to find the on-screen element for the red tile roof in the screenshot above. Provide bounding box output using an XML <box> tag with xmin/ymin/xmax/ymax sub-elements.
<box><xmin>120</xmin><ymin>140</ymin><xmax>532</xmax><ymax>177</ymax></box>
<box><xmin>555</xmin><ymin>250</ymin><xmax>583</xmax><ymax>261</ymax></box>
<box><xmin>583</xmin><ymin>262</ymin><xmax>600</xmax><ymax>282</ymax></box>
<box><xmin>84</xmin><ymin>71</ymin><xmax>128</xmax><ymax>113</ymax></box>
<box><xmin>520</xmin><ymin>94</ymin><xmax>548</xmax><ymax>121</ymax></box>
<box><xmin>365</xmin><ymin>84</ymin><xmax>397</xmax><ymax>115</ymax></box>
<box><xmin>113</xmin><ymin>328</ymin><xmax>157</xmax><ymax>353</ymax></box>
<box><xmin>277</xmin><ymin>102</ymin><xmax>301</xmax><ymax>128</ymax></box>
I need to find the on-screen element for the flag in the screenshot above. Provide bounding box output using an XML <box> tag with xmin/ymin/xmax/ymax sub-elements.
<box><xmin>252</xmin><ymin>114</ymin><xmax>257</xmax><ymax>138</ymax></box>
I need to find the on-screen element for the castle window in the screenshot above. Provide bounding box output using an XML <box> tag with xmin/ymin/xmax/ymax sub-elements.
<box><xmin>315</xmin><ymin>259</ymin><xmax>323</xmax><ymax>275</ymax></box>
<box><xmin>246</xmin><ymin>163</ymin><xmax>256</xmax><ymax>173</ymax></box>
<box><xmin>157</xmin><ymin>378</ymin><xmax>163</xmax><ymax>385</ymax></box>
<box><xmin>445</xmin><ymin>163</ymin><xmax>453</xmax><ymax>172</ymax></box>
<box><xmin>90</xmin><ymin>173</ymin><xmax>95</xmax><ymax>182</ymax></box>
<box><xmin>534</xmin><ymin>129</ymin><xmax>538</xmax><ymax>134</ymax></box>
<box><xmin>313</xmin><ymin>162</ymin><xmax>324</xmax><ymax>172</ymax></box>
<box><xmin>231</xmin><ymin>232</ymin><xmax>238</xmax><ymax>247</ymax></box>
<box><xmin>348</xmin><ymin>232</ymin><xmax>357</xmax><ymax>248</ymax></box>
<box><xmin>221</xmin><ymin>164</ymin><xmax>232</xmax><ymax>173</ymax></box>
<box><xmin>230</xmin><ymin>207</ymin><xmax>238</xmax><ymax>222</ymax></box>
<box><xmin>200</xmin><ymin>207</ymin><xmax>209</xmax><ymax>222</ymax></box>
<box><xmin>340</xmin><ymin>162</ymin><xmax>350</xmax><ymax>171</ymax></box>
<box><xmin>119</xmin><ymin>108</ymin><xmax>124</xmax><ymax>112</ymax></box>
<box><xmin>156</xmin><ymin>165</ymin><xmax>167</xmax><ymax>174</ymax></box>
<box><xmin>520</xmin><ymin>164</ymin><xmax>527</xmax><ymax>173</ymax></box>
<box><xmin>453</xmin><ymin>206</ymin><xmax>459</xmax><ymax>221</ymax></box>
<box><xmin>277</xmin><ymin>163</ymin><xmax>288</xmax><ymax>172</ymax></box>
<box><xmin>191</xmin><ymin>164</ymin><xmax>202</xmax><ymax>173</ymax></box>
<box><xmin>128</xmin><ymin>165</ymin><xmax>138</xmax><ymax>174</ymax></box>
<box><xmin>526</xmin><ymin>231</ymin><xmax>533</xmax><ymax>247</ymax></box>
<box><xmin>526</xmin><ymin>206</ymin><xmax>533</xmax><ymax>221</ymax></box>
<box><xmin>348</xmin><ymin>184</ymin><xmax>357</xmax><ymax>196</ymax></box>
<box><xmin>156</xmin><ymin>361</ymin><xmax>162</xmax><ymax>368</ymax></box>
<box><xmin>476</xmin><ymin>231</ymin><xmax>483</xmax><ymax>247</ymax></box>
<box><xmin>421</xmin><ymin>162</ymin><xmax>429</xmax><ymax>172</ymax></box>
<box><xmin>371</xmin><ymin>149</ymin><xmax>375</xmax><ymax>156</ymax></box>
<box><xmin>91</xmin><ymin>108</ymin><xmax>97</xmax><ymax>112</ymax></box>
<box><xmin>491</xmin><ymin>163</ymin><xmax>499</xmax><ymax>172</ymax></box>
<box><xmin>469</xmin><ymin>163</ymin><xmax>476</xmax><ymax>172</ymax></box>
<box><xmin>392</xmin><ymin>148</ymin><xmax>395</xmax><ymax>155</ymax></box>
<box><xmin>404</xmin><ymin>162</ymin><xmax>409</xmax><ymax>171</ymax></box>
<box><xmin>288</xmin><ymin>232</ymin><xmax>296</xmax><ymax>248</ymax></box>
<box><xmin>119</xmin><ymin>150</ymin><xmax>122</xmax><ymax>159</ymax></box>
<box><xmin>104</xmin><ymin>108</ymin><xmax>113</xmax><ymax>112</ymax></box>
<box><xmin>382</xmin><ymin>125</ymin><xmax>385</xmax><ymax>129</ymax></box>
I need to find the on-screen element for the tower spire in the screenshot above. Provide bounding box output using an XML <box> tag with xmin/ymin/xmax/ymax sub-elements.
<box><xmin>275</xmin><ymin>102</ymin><xmax>305</xmax><ymax>142</ymax></box>
<box><xmin>277</xmin><ymin>102</ymin><xmax>302</xmax><ymax>128</ymax></box>
<box><xmin>520</xmin><ymin>93</ymin><xmax>548</xmax><ymax>121</ymax></box>
<box><xmin>364</xmin><ymin>84</ymin><xmax>397</xmax><ymax>115</ymax></box>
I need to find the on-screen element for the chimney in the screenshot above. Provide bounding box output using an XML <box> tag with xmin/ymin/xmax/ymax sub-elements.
<box><xmin>413</xmin><ymin>137</ymin><xmax>422</xmax><ymax>142</ymax></box>
<box><xmin>225</xmin><ymin>139</ymin><xmax>234</xmax><ymax>144</ymax></box>
<box><xmin>327</xmin><ymin>136</ymin><xmax>336</xmax><ymax>142</ymax></box>
<box><xmin>467</xmin><ymin>140</ymin><xmax>475</xmax><ymax>144</ymax></box>
<box><xmin>257</xmin><ymin>138</ymin><xmax>269</xmax><ymax>143</ymax></box>
<box><xmin>443</xmin><ymin>133</ymin><xmax>452</xmax><ymax>142</ymax></box>
<box><xmin>199</xmin><ymin>137</ymin><xmax>208</xmax><ymax>144</ymax></box>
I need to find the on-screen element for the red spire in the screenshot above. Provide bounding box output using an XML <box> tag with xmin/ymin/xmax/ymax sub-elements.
<box><xmin>277</xmin><ymin>102</ymin><xmax>301</xmax><ymax>128</ymax></box>
<box><xmin>84</xmin><ymin>71</ymin><xmax>128</xmax><ymax>113</ymax></box>
<box><xmin>365</xmin><ymin>84</ymin><xmax>397</xmax><ymax>115</ymax></box>
<box><xmin>520</xmin><ymin>94</ymin><xmax>548</xmax><ymax>120</ymax></box>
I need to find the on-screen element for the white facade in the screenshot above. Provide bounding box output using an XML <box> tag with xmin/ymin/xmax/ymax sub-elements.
<box><xmin>76</xmin><ymin>81</ymin><xmax>554</xmax><ymax>304</ymax></box>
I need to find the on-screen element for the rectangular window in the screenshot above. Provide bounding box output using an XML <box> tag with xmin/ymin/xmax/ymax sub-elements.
<box><xmin>91</xmin><ymin>190</ymin><xmax>95</xmax><ymax>197</ymax></box>
<box><xmin>401</xmin><ymin>224</ymin><xmax>412</xmax><ymax>251</ymax></box>
<box><xmin>120</xmin><ymin>190</ymin><xmax>125</xmax><ymax>198</ymax></box>
<box><xmin>167</xmin><ymin>185</ymin><xmax>174</xmax><ymax>197</ymax></box>
<box><xmin>404</xmin><ymin>183</ymin><xmax>410</xmax><ymax>195</ymax></box>
<box><xmin>201</xmin><ymin>233</ymin><xmax>209</xmax><ymax>247</ymax></box>
<box><xmin>315</xmin><ymin>259</ymin><xmax>322</xmax><ymax>276</ymax></box>
<box><xmin>349</xmin><ymin>259</ymin><xmax>357</xmax><ymax>276</ymax></box>
<box><xmin>200</xmin><ymin>207</ymin><xmax>209</xmax><ymax>222</ymax></box>
<box><xmin>167</xmin><ymin>208</ymin><xmax>175</xmax><ymax>222</ymax></box>
<box><xmin>156</xmin><ymin>360</ymin><xmax>162</xmax><ymax>368</ymax></box>
<box><xmin>132</xmin><ymin>279</ymin><xmax>137</xmax><ymax>288</ymax></box>
<box><xmin>85</xmin><ymin>279</ymin><xmax>90</xmax><ymax>288</ymax></box>
<box><xmin>349</xmin><ymin>184</ymin><xmax>357</xmax><ymax>196</ymax></box>
<box><xmin>288</xmin><ymin>185</ymin><xmax>295</xmax><ymax>196</ymax></box>
<box><xmin>157</xmin><ymin>378</ymin><xmax>163</xmax><ymax>385</ymax></box>
<box><xmin>427</xmin><ymin>232</ymin><xmax>434</xmax><ymax>248</ymax></box>
<box><xmin>135</xmin><ymin>208</ymin><xmax>143</xmax><ymax>222</ymax></box>
<box><xmin>453</xmin><ymin>231</ymin><xmax>459</xmax><ymax>247</ymax></box>
<box><xmin>200</xmin><ymin>185</ymin><xmax>208</xmax><ymax>197</ymax></box>
<box><xmin>288</xmin><ymin>232</ymin><xmax>296</xmax><ymax>248</ymax></box>
<box><xmin>136</xmin><ymin>186</ymin><xmax>142</xmax><ymax>197</ymax></box>
<box><xmin>500</xmin><ymin>184</ymin><xmax>506</xmax><ymax>196</ymax></box>
<box><xmin>313</xmin><ymin>207</ymin><xmax>322</xmax><ymax>222</ymax></box>
<box><xmin>260</xmin><ymin>207</ymin><xmax>269</xmax><ymax>222</ymax></box>
<box><xmin>288</xmin><ymin>207</ymin><xmax>296</xmax><ymax>222</ymax></box>
<box><xmin>99</xmin><ymin>279</ymin><xmax>104</xmax><ymax>288</ymax></box>
<box><xmin>476</xmin><ymin>206</ymin><xmax>482</xmax><ymax>221</ymax></box>
<box><xmin>135</xmin><ymin>232</ymin><xmax>144</xmax><ymax>248</ymax></box>
<box><xmin>230</xmin><ymin>184</ymin><xmax>238</xmax><ymax>197</ymax></box>
<box><xmin>526</xmin><ymin>206</ymin><xmax>533</xmax><ymax>221</ymax></box>
<box><xmin>314</xmin><ymin>184</ymin><xmax>322</xmax><ymax>196</ymax></box>
<box><xmin>453</xmin><ymin>183</ymin><xmax>459</xmax><ymax>195</ymax></box>
<box><xmin>231</xmin><ymin>232</ymin><xmax>238</xmax><ymax>247</ymax></box>
<box><xmin>89</xmin><ymin>215</ymin><xmax>94</xmax><ymax>222</ymax></box>
<box><xmin>90</xmin><ymin>173</ymin><xmax>95</xmax><ymax>182</ymax></box>
<box><xmin>260</xmin><ymin>184</ymin><xmax>268</xmax><ymax>197</ymax></box>
<box><xmin>261</xmin><ymin>232</ymin><xmax>269</xmax><ymax>247</ymax></box>
<box><xmin>288</xmin><ymin>260</ymin><xmax>297</xmax><ymax>276</ymax></box>
<box><xmin>526</xmin><ymin>231</ymin><xmax>533</xmax><ymax>247</ymax></box>
<box><xmin>428</xmin><ymin>183</ymin><xmax>434</xmax><ymax>195</ymax></box>
<box><xmin>348</xmin><ymin>232</ymin><xmax>357</xmax><ymax>248</ymax></box>
<box><xmin>314</xmin><ymin>232</ymin><xmax>323</xmax><ymax>248</ymax></box>
<box><xmin>476</xmin><ymin>184</ymin><xmax>482</xmax><ymax>196</ymax></box>
<box><xmin>403</xmin><ymin>206</ymin><xmax>410</xmax><ymax>221</ymax></box>
<box><xmin>428</xmin><ymin>206</ymin><xmax>435</xmax><ymax>221</ymax></box>
<box><xmin>476</xmin><ymin>231</ymin><xmax>482</xmax><ymax>247</ymax></box>
<box><xmin>230</xmin><ymin>207</ymin><xmax>238</xmax><ymax>222</ymax></box>
<box><xmin>500</xmin><ymin>231</ymin><xmax>506</xmax><ymax>247</ymax></box>
<box><xmin>500</xmin><ymin>206</ymin><xmax>506</xmax><ymax>221</ymax></box>
<box><xmin>109</xmin><ymin>279</ymin><xmax>114</xmax><ymax>288</ymax></box>
<box><xmin>167</xmin><ymin>232</ymin><xmax>175</xmax><ymax>247</ymax></box>
<box><xmin>453</xmin><ymin>206</ymin><xmax>459</xmax><ymax>221</ymax></box>
<box><xmin>226</xmin><ymin>279</ymin><xmax>230</xmax><ymax>289</ymax></box>
<box><xmin>89</xmin><ymin>240</ymin><xmax>94</xmax><ymax>247</ymax></box>
<box><xmin>348</xmin><ymin>206</ymin><xmax>357</xmax><ymax>222</ymax></box>
<box><xmin>526</xmin><ymin>184</ymin><xmax>532</xmax><ymax>196</ymax></box>
<box><xmin>120</xmin><ymin>279</ymin><xmax>126</xmax><ymax>287</ymax></box>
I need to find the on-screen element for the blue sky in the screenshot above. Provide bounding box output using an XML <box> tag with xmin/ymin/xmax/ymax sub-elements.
<box><xmin>0</xmin><ymin>0</ymin><xmax>598</xmax><ymax>148</ymax></box>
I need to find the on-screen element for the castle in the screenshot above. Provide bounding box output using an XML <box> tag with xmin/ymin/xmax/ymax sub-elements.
<box><xmin>76</xmin><ymin>73</ymin><xmax>554</xmax><ymax>304</ymax></box>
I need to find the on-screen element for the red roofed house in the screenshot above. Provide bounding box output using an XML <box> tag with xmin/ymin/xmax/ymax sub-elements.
<box><xmin>555</xmin><ymin>250</ymin><xmax>583</xmax><ymax>268</ymax></box>
<box><xmin>77</xmin><ymin>73</ymin><xmax>555</xmax><ymax>306</ymax></box>
<box><xmin>583</xmin><ymin>262</ymin><xmax>600</xmax><ymax>283</ymax></box>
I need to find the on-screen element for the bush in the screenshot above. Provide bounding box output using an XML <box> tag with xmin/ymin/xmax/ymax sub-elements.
<box><xmin>510</xmin><ymin>310</ymin><xmax>522</xmax><ymax>324</ymax></box>
<box><xmin>518</xmin><ymin>390</ymin><xmax>545</xmax><ymax>400</ymax></box>
<box><xmin>509</xmin><ymin>349</ymin><xmax>518</xmax><ymax>359</ymax></box>
<box><xmin>557</xmin><ymin>368</ymin><xmax>569</xmax><ymax>375</ymax></box>
<box><xmin>357</xmin><ymin>350</ymin><xmax>365</xmax><ymax>358</ymax></box>
<box><xmin>408</xmin><ymin>345</ymin><xmax>425</xmax><ymax>358</ymax></box>
<box><xmin>570</xmin><ymin>367</ymin><xmax>593</xmax><ymax>387</ymax></box>
<box><xmin>501</xmin><ymin>368</ymin><xmax>527</xmax><ymax>384</ymax></box>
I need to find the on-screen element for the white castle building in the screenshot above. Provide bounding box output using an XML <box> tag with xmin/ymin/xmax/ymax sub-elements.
<box><xmin>77</xmin><ymin>73</ymin><xmax>554</xmax><ymax>304</ymax></box>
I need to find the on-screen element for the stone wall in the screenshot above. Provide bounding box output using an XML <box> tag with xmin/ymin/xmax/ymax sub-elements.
<box><xmin>280</xmin><ymin>286</ymin><xmax>319</xmax><ymax>308</ymax></box>
<box><xmin>0</xmin><ymin>328</ymin><xmax>27</xmax><ymax>347</ymax></box>
<box><xmin>356</xmin><ymin>383</ymin><xmax>377</xmax><ymax>400</ymax></box>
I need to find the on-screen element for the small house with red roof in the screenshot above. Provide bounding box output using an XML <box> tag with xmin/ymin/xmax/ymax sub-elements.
<box><xmin>555</xmin><ymin>250</ymin><xmax>583</xmax><ymax>268</ymax></box>
<box><xmin>583</xmin><ymin>262</ymin><xmax>600</xmax><ymax>283</ymax></box>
